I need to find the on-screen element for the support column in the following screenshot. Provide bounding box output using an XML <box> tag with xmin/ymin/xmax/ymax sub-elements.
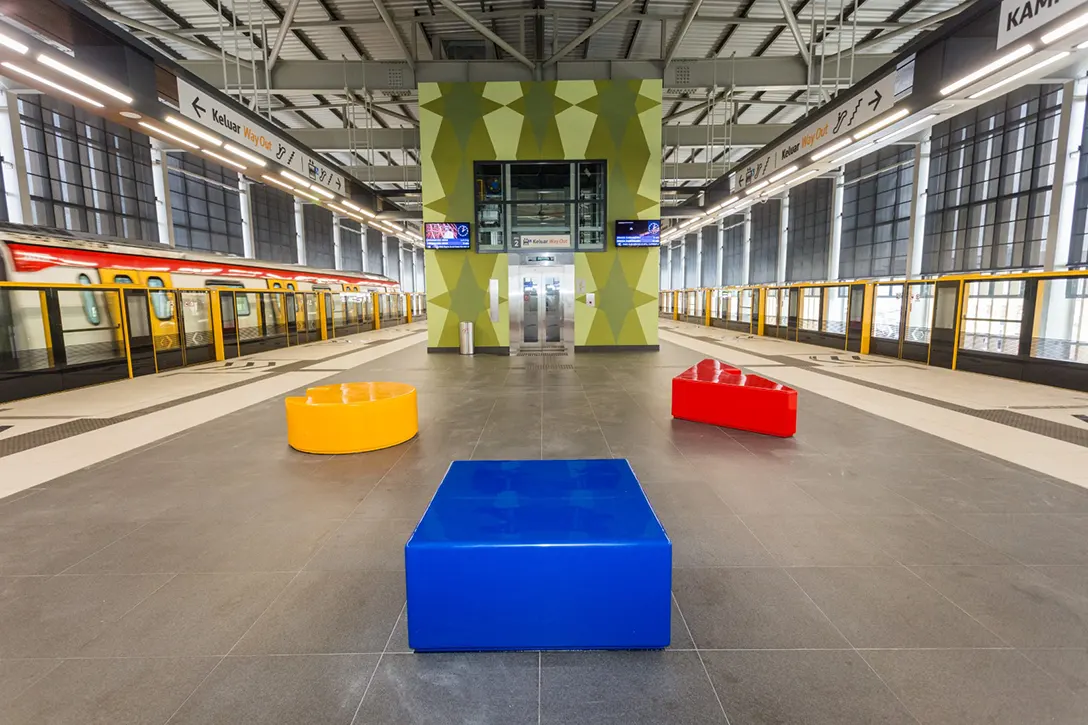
<box><xmin>742</xmin><ymin>209</ymin><xmax>752</xmax><ymax>285</ymax></box>
<box><xmin>332</xmin><ymin>213</ymin><xmax>343</xmax><ymax>270</ymax></box>
<box><xmin>776</xmin><ymin>196</ymin><xmax>788</xmax><ymax>284</ymax></box>
<box><xmin>666</xmin><ymin>245</ymin><xmax>673</xmax><ymax>287</ymax></box>
<box><xmin>680</xmin><ymin>237</ymin><xmax>687</xmax><ymax>287</ymax></box>
<box><xmin>238</xmin><ymin>173</ymin><xmax>254</xmax><ymax>258</ymax></box>
<box><xmin>696</xmin><ymin>227</ymin><xmax>704</xmax><ymax>287</ymax></box>
<box><xmin>1045</xmin><ymin>77</ymin><xmax>1087</xmax><ymax>271</ymax></box>
<box><xmin>0</xmin><ymin>89</ymin><xmax>31</xmax><ymax>224</ymax></box>
<box><xmin>398</xmin><ymin>244</ymin><xmax>406</xmax><ymax>287</ymax></box>
<box><xmin>149</xmin><ymin>145</ymin><xmax>176</xmax><ymax>247</ymax></box>
<box><xmin>293</xmin><ymin>198</ymin><xmax>306</xmax><ymax>265</ymax></box>
<box><xmin>381</xmin><ymin>235</ymin><xmax>388</xmax><ymax>276</ymax></box>
<box><xmin>828</xmin><ymin>170</ymin><xmax>844</xmax><ymax>281</ymax></box>
<box><xmin>904</xmin><ymin>131</ymin><xmax>931</xmax><ymax>280</ymax></box>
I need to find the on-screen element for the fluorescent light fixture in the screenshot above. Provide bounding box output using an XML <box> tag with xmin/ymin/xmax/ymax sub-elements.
<box><xmin>852</xmin><ymin>108</ymin><xmax>910</xmax><ymax>140</ymax></box>
<box><xmin>311</xmin><ymin>186</ymin><xmax>335</xmax><ymax>200</ymax></box>
<box><xmin>327</xmin><ymin>203</ymin><xmax>350</xmax><ymax>216</ymax></box>
<box><xmin>708</xmin><ymin>203</ymin><xmax>725</xmax><ymax>213</ymax></box>
<box><xmin>878</xmin><ymin>114</ymin><xmax>937</xmax><ymax>144</ymax></box>
<box><xmin>342</xmin><ymin>200</ymin><xmax>361</xmax><ymax>211</ymax></box>
<box><xmin>202</xmin><ymin>148</ymin><xmax>245</xmax><ymax>170</ymax></box>
<box><xmin>222</xmin><ymin>143</ymin><xmax>266</xmax><ymax>167</ymax></box>
<box><xmin>138</xmin><ymin>121</ymin><xmax>198</xmax><ymax>149</ymax></box>
<box><xmin>722</xmin><ymin>196</ymin><xmax>739</xmax><ymax>206</ymax></box>
<box><xmin>385</xmin><ymin>223</ymin><xmax>405</xmax><ymax>233</ymax></box>
<box><xmin>969</xmin><ymin>52</ymin><xmax>1071</xmax><ymax>99</ymax></box>
<box><xmin>165</xmin><ymin>116</ymin><xmax>222</xmax><ymax>146</ymax></box>
<box><xmin>1042</xmin><ymin>10</ymin><xmax>1088</xmax><ymax>44</ymax></box>
<box><xmin>37</xmin><ymin>54</ymin><xmax>133</xmax><ymax>104</ymax></box>
<box><xmin>1079</xmin><ymin>40</ymin><xmax>1088</xmax><ymax>49</ymax></box>
<box><xmin>0</xmin><ymin>62</ymin><xmax>102</xmax><ymax>107</ymax></box>
<box><xmin>358</xmin><ymin>208</ymin><xmax>376</xmax><ymax>218</ymax></box>
<box><xmin>789</xmin><ymin>169</ymin><xmax>821</xmax><ymax>186</ymax></box>
<box><xmin>762</xmin><ymin>183</ymin><xmax>788</xmax><ymax>197</ymax></box>
<box><xmin>744</xmin><ymin>180</ymin><xmax>770</xmax><ymax>196</ymax></box>
<box><xmin>294</xmin><ymin>187</ymin><xmax>320</xmax><ymax>202</ymax></box>
<box><xmin>830</xmin><ymin>147</ymin><xmax>871</xmax><ymax>167</ymax></box>
<box><xmin>767</xmin><ymin>165</ymin><xmax>798</xmax><ymax>184</ymax></box>
<box><xmin>261</xmin><ymin>174</ymin><xmax>294</xmax><ymax>191</ymax></box>
<box><xmin>940</xmin><ymin>44</ymin><xmax>1034</xmax><ymax>96</ymax></box>
<box><xmin>0</xmin><ymin>32</ymin><xmax>29</xmax><ymax>54</ymax></box>
<box><xmin>811</xmin><ymin>136</ymin><xmax>854</xmax><ymax>161</ymax></box>
<box><xmin>280</xmin><ymin>170</ymin><xmax>311</xmax><ymax>188</ymax></box>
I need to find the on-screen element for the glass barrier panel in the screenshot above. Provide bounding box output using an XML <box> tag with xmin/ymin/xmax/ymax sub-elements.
<box><xmin>905</xmin><ymin>282</ymin><xmax>935</xmax><ymax>344</ymax></box>
<box><xmin>765</xmin><ymin>289</ymin><xmax>779</xmax><ymax>326</ymax></box>
<box><xmin>872</xmin><ymin>284</ymin><xmax>904</xmax><ymax>340</ymax></box>
<box><xmin>180</xmin><ymin>291</ymin><xmax>213</xmax><ymax>351</ymax></box>
<box><xmin>960</xmin><ymin>279</ymin><xmax>1024</xmax><ymax>355</ymax></box>
<box><xmin>304</xmin><ymin>294</ymin><xmax>319</xmax><ymax>331</ymax></box>
<box><xmin>824</xmin><ymin>286</ymin><xmax>850</xmax><ymax>334</ymax></box>
<box><xmin>693</xmin><ymin>290</ymin><xmax>704</xmax><ymax>316</ymax></box>
<box><xmin>800</xmin><ymin>288</ymin><xmax>821</xmax><ymax>331</ymax></box>
<box><xmin>1032</xmin><ymin>277</ymin><xmax>1088</xmax><ymax>363</ymax></box>
<box><xmin>237</xmin><ymin>292</ymin><xmax>261</xmax><ymax>341</ymax></box>
<box><xmin>57</xmin><ymin>289</ymin><xmax>127</xmax><ymax>366</ymax></box>
<box><xmin>739</xmin><ymin>289</ymin><xmax>753</xmax><ymax>323</ymax></box>
<box><xmin>1</xmin><ymin>289</ymin><xmax>59</xmax><ymax>371</ymax></box>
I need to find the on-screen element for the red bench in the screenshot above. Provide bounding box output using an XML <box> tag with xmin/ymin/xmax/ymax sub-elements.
<box><xmin>672</xmin><ymin>359</ymin><xmax>797</xmax><ymax>437</ymax></box>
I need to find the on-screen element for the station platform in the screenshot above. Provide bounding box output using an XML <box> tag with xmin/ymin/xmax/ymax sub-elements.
<box><xmin>1</xmin><ymin>320</ymin><xmax>1087</xmax><ymax>724</ymax></box>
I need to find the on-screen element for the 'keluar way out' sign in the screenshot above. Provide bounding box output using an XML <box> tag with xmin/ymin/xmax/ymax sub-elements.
<box><xmin>177</xmin><ymin>79</ymin><xmax>347</xmax><ymax>195</ymax></box>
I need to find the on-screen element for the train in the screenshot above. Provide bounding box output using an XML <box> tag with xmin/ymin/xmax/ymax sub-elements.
<box><xmin>0</xmin><ymin>224</ymin><xmax>402</xmax><ymax>372</ymax></box>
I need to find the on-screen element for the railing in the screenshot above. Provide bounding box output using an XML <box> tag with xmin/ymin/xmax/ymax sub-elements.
<box><xmin>0</xmin><ymin>282</ymin><xmax>419</xmax><ymax>404</ymax></box>
<box><xmin>661</xmin><ymin>269</ymin><xmax>1088</xmax><ymax>392</ymax></box>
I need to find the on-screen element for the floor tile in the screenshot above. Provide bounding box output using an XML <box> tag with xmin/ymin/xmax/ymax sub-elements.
<box><xmin>168</xmin><ymin>654</ymin><xmax>375</xmax><ymax>725</ymax></box>
<box><xmin>352</xmin><ymin>484</ymin><xmax>440</xmax><ymax>519</ymax></box>
<box><xmin>2</xmin><ymin>657</ymin><xmax>216</xmax><ymax>725</ymax></box>
<box><xmin>0</xmin><ymin>522</ymin><xmax>141</xmax><ymax>575</ymax></box>
<box><xmin>0</xmin><ymin>659</ymin><xmax>61</xmax><ymax>706</ymax></box>
<box><xmin>660</xmin><ymin>515</ymin><xmax>774</xmax><ymax>567</ymax></box>
<box><xmin>793</xmin><ymin>477</ymin><xmax>926</xmax><ymax>515</ymax></box>
<box><xmin>183</xmin><ymin>519</ymin><xmax>339</xmax><ymax>572</ymax></box>
<box><xmin>1032</xmin><ymin>565</ymin><xmax>1088</xmax><ymax>600</ymax></box>
<box><xmin>864</xmin><ymin>649</ymin><xmax>1084</xmax><ymax>725</ymax></box>
<box><xmin>233</xmin><ymin>571</ymin><xmax>404</xmax><ymax>654</ymax></box>
<box><xmin>740</xmin><ymin>515</ymin><xmax>896</xmax><ymax>566</ymax></box>
<box><xmin>710</xmin><ymin>479</ymin><xmax>831</xmax><ymax>515</ymax></box>
<box><xmin>789</xmin><ymin>566</ymin><xmax>1001</xmax><ymax>648</ymax></box>
<box><xmin>540</xmin><ymin>650</ymin><xmax>727</xmax><ymax>725</ymax></box>
<box><xmin>357</xmin><ymin>652</ymin><xmax>537</xmax><ymax>725</ymax></box>
<box><xmin>1022</xmin><ymin>649</ymin><xmax>1088</xmax><ymax>699</ymax></box>
<box><xmin>0</xmin><ymin>575</ymin><xmax>48</xmax><ymax>608</ymax></box>
<box><xmin>672</xmin><ymin>567</ymin><xmax>848</xmax><ymax>649</ymax></box>
<box><xmin>841</xmin><ymin>515</ymin><xmax>1016</xmax><ymax>565</ymax></box>
<box><xmin>306</xmin><ymin>517</ymin><xmax>415</xmax><ymax>571</ymax></box>
<box><xmin>909</xmin><ymin>565</ymin><xmax>1088</xmax><ymax>647</ymax></box>
<box><xmin>79</xmin><ymin>572</ymin><xmax>292</xmax><ymax>656</ymax></box>
<box><xmin>0</xmin><ymin>574</ymin><xmax>170</xmax><ymax>657</ymax></box>
<box><xmin>940</xmin><ymin>514</ymin><xmax>1088</xmax><ymax>565</ymax></box>
<box><xmin>638</xmin><ymin>481</ymin><xmax>735</xmax><ymax>519</ymax></box>
<box><xmin>702</xmin><ymin>650</ymin><xmax>917</xmax><ymax>725</ymax></box>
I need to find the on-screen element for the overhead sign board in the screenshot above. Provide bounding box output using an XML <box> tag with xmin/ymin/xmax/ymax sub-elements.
<box><xmin>731</xmin><ymin>57</ymin><xmax>915</xmax><ymax>191</ymax></box>
<box><xmin>176</xmin><ymin>78</ymin><xmax>347</xmax><ymax>195</ymax></box>
<box><xmin>998</xmin><ymin>0</ymin><xmax>1088</xmax><ymax>47</ymax></box>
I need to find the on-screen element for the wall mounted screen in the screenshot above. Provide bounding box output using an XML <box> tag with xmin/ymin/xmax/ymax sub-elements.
<box><xmin>425</xmin><ymin>222</ymin><xmax>471</xmax><ymax>249</ymax></box>
<box><xmin>615</xmin><ymin>220</ymin><xmax>660</xmax><ymax>247</ymax></box>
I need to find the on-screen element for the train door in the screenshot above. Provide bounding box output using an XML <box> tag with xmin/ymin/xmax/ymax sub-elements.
<box><xmin>929</xmin><ymin>280</ymin><xmax>962</xmax><ymax>369</ymax></box>
<box><xmin>101</xmin><ymin>269</ymin><xmax>183</xmax><ymax>371</ymax></box>
<box><xmin>786</xmin><ymin>288</ymin><xmax>800</xmax><ymax>340</ymax></box>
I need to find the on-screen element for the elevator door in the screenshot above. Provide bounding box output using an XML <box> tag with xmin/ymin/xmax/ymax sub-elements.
<box><xmin>521</xmin><ymin>271</ymin><xmax>563</xmax><ymax>347</ymax></box>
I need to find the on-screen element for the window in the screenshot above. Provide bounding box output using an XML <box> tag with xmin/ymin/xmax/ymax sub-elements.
<box><xmin>749</xmin><ymin>200</ymin><xmax>780</xmax><ymax>285</ymax></box>
<box><xmin>474</xmin><ymin>161</ymin><xmax>607</xmax><ymax>252</ymax></box>
<box><xmin>146</xmin><ymin>277</ymin><xmax>172</xmax><ymax>321</ymax></box>
<box><xmin>923</xmin><ymin>85</ymin><xmax>1061</xmax><ymax>274</ymax></box>
<box><xmin>167</xmin><ymin>154</ymin><xmax>244</xmax><ymax>255</ymax></box>
<box><xmin>842</xmin><ymin>146</ymin><xmax>914</xmax><ymax>278</ymax></box>
<box><xmin>19</xmin><ymin>95</ymin><xmax>157</xmax><ymax>241</ymax></box>
<box><xmin>787</xmin><ymin>178</ymin><xmax>833</xmax><ymax>282</ymax></box>
<box><xmin>961</xmin><ymin>279</ymin><xmax>1025</xmax><ymax>354</ymax></box>
<box><xmin>250</xmin><ymin>184</ymin><xmax>297</xmax><ymax>263</ymax></box>
<box><xmin>303</xmin><ymin>205</ymin><xmax>335</xmax><ymax>269</ymax></box>
<box><xmin>77</xmin><ymin>273</ymin><xmax>100</xmax><ymax>325</ymax></box>
<box><xmin>113</xmin><ymin>275</ymin><xmax>134</xmax><ymax>285</ymax></box>
<box><xmin>721</xmin><ymin>215</ymin><xmax>746</xmax><ymax>286</ymax></box>
<box><xmin>205</xmin><ymin>280</ymin><xmax>250</xmax><ymax>315</ymax></box>
<box><xmin>800</xmin><ymin>288</ymin><xmax>821</xmax><ymax>330</ymax></box>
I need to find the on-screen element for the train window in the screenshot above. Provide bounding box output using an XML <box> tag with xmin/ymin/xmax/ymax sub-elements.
<box><xmin>113</xmin><ymin>275</ymin><xmax>134</xmax><ymax>285</ymax></box>
<box><xmin>146</xmin><ymin>277</ymin><xmax>173</xmax><ymax>321</ymax></box>
<box><xmin>313</xmin><ymin>285</ymin><xmax>331</xmax><ymax>291</ymax></box>
<box><xmin>287</xmin><ymin>283</ymin><xmax>296</xmax><ymax>290</ymax></box>
<box><xmin>205</xmin><ymin>280</ymin><xmax>251</xmax><ymax>316</ymax></box>
<box><xmin>272</xmin><ymin>282</ymin><xmax>282</xmax><ymax>289</ymax></box>
<box><xmin>77</xmin><ymin>274</ymin><xmax>101</xmax><ymax>326</ymax></box>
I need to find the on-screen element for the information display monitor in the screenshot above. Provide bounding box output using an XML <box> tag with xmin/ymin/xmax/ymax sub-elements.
<box><xmin>614</xmin><ymin>220</ymin><xmax>661</xmax><ymax>247</ymax></box>
<box><xmin>425</xmin><ymin>222</ymin><xmax>471</xmax><ymax>249</ymax></box>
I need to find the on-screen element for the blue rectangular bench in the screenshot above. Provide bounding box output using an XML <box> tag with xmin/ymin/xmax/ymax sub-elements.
<box><xmin>405</xmin><ymin>459</ymin><xmax>672</xmax><ymax>652</ymax></box>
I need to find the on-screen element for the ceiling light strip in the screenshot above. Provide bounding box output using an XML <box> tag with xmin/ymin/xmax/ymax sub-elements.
<box><xmin>1042</xmin><ymin>11</ymin><xmax>1088</xmax><ymax>44</ymax></box>
<box><xmin>968</xmin><ymin>52</ymin><xmax>1071</xmax><ymax>100</ymax></box>
<box><xmin>0</xmin><ymin>62</ymin><xmax>102</xmax><ymax>107</ymax></box>
<box><xmin>165</xmin><ymin>116</ymin><xmax>222</xmax><ymax>146</ymax></box>
<box><xmin>202</xmin><ymin>148</ymin><xmax>245</xmax><ymax>170</ymax></box>
<box><xmin>222</xmin><ymin>143</ymin><xmax>267</xmax><ymax>167</ymax></box>
<box><xmin>811</xmin><ymin>137</ymin><xmax>853</xmax><ymax>161</ymax></box>
<box><xmin>138</xmin><ymin>121</ymin><xmax>198</xmax><ymax>150</ymax></box>
<box><xmin>852</xmin><ymin>108</ymin><xmax>910</xmax><ymax>140</ymax></box>
<box><xmin>36</xmin><ymin>54</ymin><xmax>133</xmax><ymax>104</ymax></box>
<box><xmin>0</xmin><ymin>32</ymin><xmax>29</xmax><ymax>55</ymax></box>
<box><xmin>940</xmin><ymin>44</ymin><xmax>1034</xmax><ymax>96</ymax></box>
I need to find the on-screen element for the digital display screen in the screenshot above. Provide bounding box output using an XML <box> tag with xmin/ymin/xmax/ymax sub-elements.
<box><xmin>425</xmin><ymin>222</ymin><xmax>471</xmax><ymax>249</ymax></box>
<box><xmin>615</xmin><ymin>219</ymin><xmax>661</xmax><ymax>247</ymax></box>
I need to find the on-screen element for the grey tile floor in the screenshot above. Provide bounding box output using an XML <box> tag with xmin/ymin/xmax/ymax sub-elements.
<box><xmin>2</xmin><ymin>341</ymin><xmax>1088</xmax><ymax>724</ymax></box>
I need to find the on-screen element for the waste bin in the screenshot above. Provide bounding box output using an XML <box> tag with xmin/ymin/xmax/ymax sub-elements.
<box><xmin>459</xmin><ymin>321</ymin><xmax>474</xmax><ymax>355</ymax></box>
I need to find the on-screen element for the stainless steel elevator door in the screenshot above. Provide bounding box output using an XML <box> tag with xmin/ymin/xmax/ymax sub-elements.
<box><xmin>544</xmin><ymin>274</ymin><xmax>561</xmax><ymax>343</ymax></box>
<box><xmin>523</xmin><ymin>275</ymin><xmax>539</xmax><ymax>343</ymax></box>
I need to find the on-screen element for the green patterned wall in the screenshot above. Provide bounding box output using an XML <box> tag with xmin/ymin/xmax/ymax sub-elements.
<box><xmin>420</xmin><ymin>79</ymin><xmax>662</xmax><ymax>349</ymax></box>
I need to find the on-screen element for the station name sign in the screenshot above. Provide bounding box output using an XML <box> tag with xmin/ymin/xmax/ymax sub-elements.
<box><xmin>731</xmin><ymin>58</ymin><xmax>914</xmax><ymax>192</ymax></box>
<box><xmin>998</xmin><ymin>0</ymin><xmax>1088</xmax><ymax>47</ymax></box>
<box><xmin>177</xmin><ymin>79</ymin><xmax>347</xmax><ymax>195</ymax></box>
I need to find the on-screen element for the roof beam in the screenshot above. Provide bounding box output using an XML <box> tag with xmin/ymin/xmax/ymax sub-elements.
<box><xmin>371</xmin><ymin>0</ymin><xmax>417</xmax><ymax>71</ymax></box>
<box><xmin>280</xmin><ymin>124</ymin><xmax>786</xmax><ymax>151</ymax></box>
<box><xmin>664</xmin><ymin>0</ymin><xmax>705</xmax><ymax>68</ymax></box>
<box><xmin>179</xmin><ymin>55</ymin><xmax>897</xmax><ymax>92</ymax></box>
<box><xmin>431</xmin><ymin>0</ymin><xmax>535</xmax><ymax>69</ymax></box>
<box><xmin>544</xmin><ymin>0</ymin><xmax>639</xmax><ymax>66</ymax></box>
<box><xmin>267</xmin><ymin>0</ymin><xmax>303</xmax><ymax>71</ymax></box>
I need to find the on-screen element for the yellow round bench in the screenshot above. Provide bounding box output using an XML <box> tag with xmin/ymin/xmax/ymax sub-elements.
<box><xmin>285</xmin><ymin>382</ymin><xmax>418</xmax><ymax>454</ymax></box>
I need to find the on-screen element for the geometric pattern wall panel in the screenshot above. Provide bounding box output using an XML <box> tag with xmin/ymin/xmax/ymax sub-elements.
<box><xmin>425</xmin><ymin>249</ymin><xmax>509</xmax><ymax>349</ymax></box>
<box><xmin>420</xmin><ymin>79</ymin><xmax>662</xmax><ymax>349</ymax></box>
